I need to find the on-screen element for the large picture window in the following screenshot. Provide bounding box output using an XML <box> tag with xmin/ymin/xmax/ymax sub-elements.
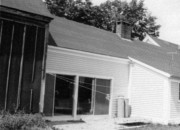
<box><xmin>44</xmin><ymin>74</ymin><xmax>111</xmax><ymax>116</ymax></box>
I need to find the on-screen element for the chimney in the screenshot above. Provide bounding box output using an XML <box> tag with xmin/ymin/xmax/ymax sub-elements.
<box><xmin>114</xmin><ymin>20</ymin><xmax>132</xmax><ymax>40</ymax></box>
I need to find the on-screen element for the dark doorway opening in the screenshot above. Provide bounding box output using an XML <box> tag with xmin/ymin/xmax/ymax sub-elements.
<box><xmin>77</xmin><ymin>77</ymin><xmax>111</xmax><ymax>115</ymax></box>
<box><xmin>78</xmin><ymin>77</ymin><xmax>94</xmax><ymax>115</ymax></box>
<box><xmin>54</xmin><ymin>75</ymin><xmax>75</xmax><ymax>116</ymax></box>
<box><xmin>94</xmin><ymin>78</ymin><xmax>111</xmax><ymax>115</ymax></box>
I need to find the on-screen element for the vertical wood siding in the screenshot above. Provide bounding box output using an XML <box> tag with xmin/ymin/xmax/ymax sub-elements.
<box><xmin>6</xmin><ymin>23</ymin><xmax>24</xmax><ymax>110</ymax></box>
<box><xmin>0</xmin><ymin>18</ymin><xmax>46</xmax><ymax>113</ymax></box>
<box><xmin>170</xmin><ymin>81</ymin><xmax>180</xmax><ymax>119</ymax></box>
<box><xmin>46</xmin><ymin>47</ymin><xmax>129</xmax><ymax>117</ymax></box>
<box><xmin>0</xmin><ymin>20</ymin><xmax>13</xmax><ymax>109</ymax></box>
<box><xmin>44</xmin><ymin>74</ymin><xmax>56</xmax><ymax>116</ymax></box>
<box><xmin>130</xmin><ymin>64</ymin><xmax>164</xmax><ymax>119</ymax></box>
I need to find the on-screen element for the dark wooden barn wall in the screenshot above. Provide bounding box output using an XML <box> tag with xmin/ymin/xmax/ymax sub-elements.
<box><xmin>44</xmin><ymin>74</ymin><xmax>56</xmax><ymax>116</ymax></box>
<box><xmin>0</xmin><ymin>19</ymin><xmax>46</xmax><ymax>113</ymax></box>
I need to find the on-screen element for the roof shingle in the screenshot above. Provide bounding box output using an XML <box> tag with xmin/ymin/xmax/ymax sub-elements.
<box><xmin>49</xmin><ymin>16</ymin><xmax>180</xmax><ymax>78</ymax></box>
<box><xmin>149</xmin><ymin>35</ymin><xmax>179</xmax><ymax>51</ymax></box>
<box><xmin>0</xmin><ymin>0</ymin><xmax>52</xmax><ymax>18</ymax></box>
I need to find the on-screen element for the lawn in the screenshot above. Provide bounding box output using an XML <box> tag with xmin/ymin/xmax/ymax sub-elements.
<box><xmin>125</xmin><ymin>124</ymin><xmax>180</xmax><ymax>130</ymax></box>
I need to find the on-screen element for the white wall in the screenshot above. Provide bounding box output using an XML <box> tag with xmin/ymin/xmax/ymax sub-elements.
<box><xmin>46</xmin><ymin>46</ymin><xmax>129</xmax><ymax>117</ymax></box>
<box><xmin>130</xmin><ymin>63</ymin><xmax>165</xmax><ymax>121</ymax></box>
<box><xmin>170</xmin><ymin>81</ymin><xmax>180</xmax><ymax>120</ymax></box>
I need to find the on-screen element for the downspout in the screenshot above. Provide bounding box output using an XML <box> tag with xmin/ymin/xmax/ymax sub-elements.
<box><xmin>128</xmin><ymin>60</ymin><xmax>134</xmax><ymax>105</ymax></box>
<box><xmin>163</xmin><ymin>79</ymin><xmax>171</xmax><ymax>124</ymax></box>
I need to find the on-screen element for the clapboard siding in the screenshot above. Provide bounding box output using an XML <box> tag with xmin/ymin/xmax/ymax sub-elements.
<box><xmin>130</xmin><ymin>64</ymin><xmax>164</xmax><ymax>119</ymax></box>
<box><xmin>46</xmin><ymin>46</ymin><xmax>129</xmax><ymax>117</ymax></box>
<box><xmin>170</xmin><ymin>81</ymin><xmax>180</xmax><ymax>119</ymax></box>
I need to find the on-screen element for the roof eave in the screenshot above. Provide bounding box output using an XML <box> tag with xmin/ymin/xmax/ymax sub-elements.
<box><xmin>129</xmin><ymin>57</ymin><xmax>171</xmax><ymax>78</ymax></box>
<box><xmin>170</xmin><ymin>76</ymin><xmax>180</xmax><ymax>82</ymax></box>
<box><xmin>0</xmin><ymin>6</ymin><xmax>53</xmax><ymax>24</ymax></box>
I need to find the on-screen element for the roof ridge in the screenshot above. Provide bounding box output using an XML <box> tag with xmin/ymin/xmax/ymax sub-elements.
<box><xmin>149</xmin><ymin>35</ymin><xmax>179</xmax><ymax>46</ymax></box>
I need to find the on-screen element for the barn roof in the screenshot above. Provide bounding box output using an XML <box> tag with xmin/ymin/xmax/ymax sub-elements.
<box><xmin>49</xmin><ymin>16</ymin><xmax>180</xmax><ymax>78</ymax></box>
<box><xmin>0</xmin><ymin>0</ymin><xmax>52</xmax><ymax>18</ymax></box>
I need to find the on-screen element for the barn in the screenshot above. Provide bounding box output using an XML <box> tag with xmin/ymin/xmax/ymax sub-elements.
<box><xmin>0</xmin><ymin>0</ymin><xmax>52</xmax><ymax>113</ymax></box>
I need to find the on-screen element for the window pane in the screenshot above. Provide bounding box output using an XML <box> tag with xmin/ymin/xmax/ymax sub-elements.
<box><xmin>94</xmin><ymin>79</ymin><xmax>110</xmax><ymax>115</ymax></box>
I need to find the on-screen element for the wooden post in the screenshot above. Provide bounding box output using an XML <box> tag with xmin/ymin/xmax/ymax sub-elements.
<box><xmin>91</xmin><ymin>78</ymin><xmax>95</xmax><ymax>114</ymax></box>
<box><xmin>4</xmin><ymin>25</ymin><xmax>14</xmax><ymax>110</ymax></box>
<box><xmin>16</xmin><ymin>25</ymin><xmax>26</xmax><ymax>110</ymax></box>
<box><xmin>29</xmin><ymin>89</ymin><xmax>33</xmax><ymax>112</ymax></box>
<box><xmin>73</xmin><ymin>76</ymin><xmax>79</xmax><ymax>119</ymax></box>
<box><xmin>31</xmin><ymin>26</ymin><xmax>38</xmax><ymax>82</ymax></box>
<box><xmin>93</xmin><ymin>78</ymin><xmax>96</xmax><ymax>115</ymax></box>
<box><xmin>52</xmin><ymin>74</ymin><xmax>56</xmax><ymax>116</ymax></box>
<box><xmin>39</xmin><ymin>25</ymin><xmax>49</xmax><ymax>113</ymax></box>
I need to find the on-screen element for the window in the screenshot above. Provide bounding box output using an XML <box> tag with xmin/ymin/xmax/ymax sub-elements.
<box><xmin>44</xmin><ymin>74</ymin><xmax>111</xmax><ymax>116</ymax></box>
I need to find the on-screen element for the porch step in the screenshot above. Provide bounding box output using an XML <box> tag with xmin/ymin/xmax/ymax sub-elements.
<box><xmin>114</xmin><ymin>117</ymin><xmax>150</xmax><ymax>124</ymax></box>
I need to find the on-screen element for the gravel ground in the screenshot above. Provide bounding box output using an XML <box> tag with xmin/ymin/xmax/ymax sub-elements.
<box><xmin>53</xmin><ymin>120</ymin><xmax>180</xmax><ymax>130</ymax></box>
<box><xmin>52</xmin><ymin>117</ymin><xmax>180</xmax><ymax>130</ymax></box>
<box><xmin>53</xmin><ymin>118</ymin><xmax>137</xmax><ymax>130</ymax></box>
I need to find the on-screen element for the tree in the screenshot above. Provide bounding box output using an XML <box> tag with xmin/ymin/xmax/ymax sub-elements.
<box><xmin>125</xmin><ymin>0</ymin><xmax>160</xmax><ymax>40</ymax></box>
<box><xmin>45</xmin><ymin>0</ymin><xmax>160</xmax><ymax>40</ymax></box>
<box><xmin>45</xmin><ymin>0</ymin><xmax>72</xmax><ymax>16</ymax></box>
<box><xmin>99</xmin><ymin>0</ymin><xmax>160</xmax><ymax>40</ymax></box>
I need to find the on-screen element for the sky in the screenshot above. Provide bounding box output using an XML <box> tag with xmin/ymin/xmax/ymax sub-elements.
<box><xmin>91</xmin><ymin>0</ymin><xmax>180</xmax><ymax>45</ymax></box>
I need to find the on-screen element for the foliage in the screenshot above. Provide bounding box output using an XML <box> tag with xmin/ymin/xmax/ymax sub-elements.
<box><xmin>46</xmin><ymin>0</ymin><xmax>161</xmax><ymax>40</ymax></box>
<box><xmin>0</xmin><ymin>111</ymin><xmax>52</xmax><ymax>130</ymax></box>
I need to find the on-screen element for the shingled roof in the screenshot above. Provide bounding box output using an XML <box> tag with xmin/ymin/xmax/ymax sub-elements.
<box><xmin>1</xmin><ymin>0</ymin><xmax>179</xmax><ymax>78</ymax></box>
<box><xmin>148</xmin><ymin>35</ymin><xmax>179</xmax><ymax>51</ymax></box>
<box><xmin>0</xmin><ymin>0</ymin><xmax>52</xmax><ymax>17</ymax></box>
<box><xmin>49</xmin><ymin>16</ymin><xmax>180</xmax><ymax>78</ymax></box>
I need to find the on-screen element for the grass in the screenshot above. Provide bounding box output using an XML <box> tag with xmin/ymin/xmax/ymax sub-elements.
<box><xmin>125</xmin><ymin>124</ymin><xmax>180</xmax><ymax>130</ymax></box>
<box><xmin>0</xmin><ymin>110</ymin><xmax>57</xmax><ymax>130</ymax></box>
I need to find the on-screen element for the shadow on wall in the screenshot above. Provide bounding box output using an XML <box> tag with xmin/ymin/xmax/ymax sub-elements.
<box><xmin>48</xmin><ymin>33</ymin><xmax>58</xmax><ymax>46</ymax></box>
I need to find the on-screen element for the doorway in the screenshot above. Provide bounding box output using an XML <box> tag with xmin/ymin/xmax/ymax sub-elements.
<box><xmin>78</xmin><ymin>77</ymin><xmax>111</xmax><ymax>115</ymax></box>
<box><xmin>77</xmin><ymin>77</ymin><xmax>94</xmax><ymax>114</ymax></box>
<box><xmin>54</xmin><ymin>75</ymin><xmax>75</xmax><ymax>116</ymax></box>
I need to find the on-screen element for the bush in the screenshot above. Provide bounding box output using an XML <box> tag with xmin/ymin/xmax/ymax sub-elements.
<box><xmin>0</xmin><ymin>111</ymin><xmax>51</xmax><ymax>130</ymax></box>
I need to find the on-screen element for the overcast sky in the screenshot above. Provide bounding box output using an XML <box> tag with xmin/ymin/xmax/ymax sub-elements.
<box><xmin>91</xmin><ymin>0</ymin><xmax>180</xmax><ymax>45</ymax></box>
